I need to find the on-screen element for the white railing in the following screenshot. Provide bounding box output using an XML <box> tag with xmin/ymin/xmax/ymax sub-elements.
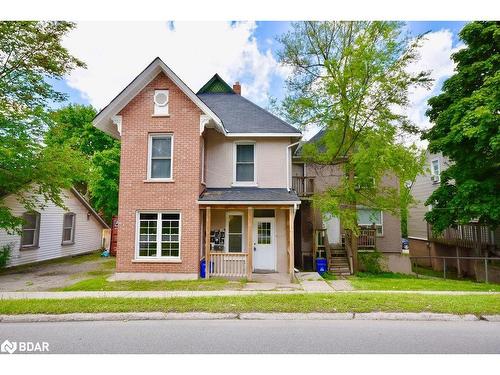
<box><xmin>209</xmin><ymin>252</ymin><xmax>248</xmax><ymax>278</ymax></box>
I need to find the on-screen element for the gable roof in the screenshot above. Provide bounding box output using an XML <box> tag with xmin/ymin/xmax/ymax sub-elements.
<box><xmin>70</xmin><ymin>188</ymin><xmax>110</xmax><ymax>229</ymax></box>
<box><xmin>196</xmin><ymin>74</ymin><xmax>301</xmax><ymax>136</ymax></box>
<box><xmin>93</xmin><ymin>57</ymin><xmax>223</xmax><ymax>138</ymax></box>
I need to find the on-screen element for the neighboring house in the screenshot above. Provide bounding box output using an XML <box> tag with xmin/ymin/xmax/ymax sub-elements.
<box><xmin>408</xmin><ymin>151</ymin><xmax>499</xmax><ymax>281</ymax></box>
<box><xmin>0</xmin><ymin>188</ymin><xmax>109</xmax><ymax>267</ymax></box>
<box><xmin>92</xmin><ymin>58</ymin><xmax>302</xmax><ymax>281</ymax></box>
<box><xmin>292</xmin><ymin>130</ymin><xmax>410</xmax><ymax>275</ymax></box>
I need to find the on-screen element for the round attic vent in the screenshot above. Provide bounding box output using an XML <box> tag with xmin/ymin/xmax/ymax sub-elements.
<box><xmin>154</xmin><ymin>91</ymin><xmax>168</xmax><ymax>107</ymax></box>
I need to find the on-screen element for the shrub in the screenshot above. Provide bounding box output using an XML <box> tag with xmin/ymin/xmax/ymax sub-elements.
<box><xmin>358</xmin><ymin>250</ymin><xmax>383</xmax><ymax>274</ymax></box>
<box><xmin>0</xmin><ymin>244</ymin><xmax>12</xmax><ymax>268</ymax></box>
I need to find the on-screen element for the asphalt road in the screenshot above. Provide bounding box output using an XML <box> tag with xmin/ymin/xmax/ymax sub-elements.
<box><xmin>1</xmin><ymin>320</ymin><xmax>499</xmax><ymax>354</ymax></box>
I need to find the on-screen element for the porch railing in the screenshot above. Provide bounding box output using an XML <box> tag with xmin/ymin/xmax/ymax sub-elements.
<box><xmin>358</xmin><ymin>229</ymin><xmax>376</xmax><ymax>249</ymax></box>
<box><xmin>428</xmin><ymin>223</ymin><xmax>496</xmax><ymax>250</ymax></box>
<box><xmin>292</xmin><ymin>176</ymin><xmax>315</xmax><ymax>197</ymax></box>
<box><xmin>209</xmin><ymin>252</ymin><xmax>247</xmax><ymax>278</ymax></box>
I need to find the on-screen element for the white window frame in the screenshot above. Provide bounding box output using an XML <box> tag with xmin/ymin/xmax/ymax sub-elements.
<box><xmin>431</xmin><ymin>158</ymin><xmax>441</xmax><ymax>183</ymax></box>
<box><xmin>225</xmin><ymin>211</ymin><xmax>245</xmax><ymax>253</ymax></box>
<box><xmin>147</xmin><ymin>133</ymin><xmax>174</xmax><ymax>181</ymax></box>
<box><xmin>357</xmin><ymin>208</ymin><xmax>384</xmax><ymax>237</ymax></box>
<box><xmin>135</xmin><ymin>211</ymin><xmax>181</xmax><ymax>261</ymax></box>
<box><xmin>153</xmin><ymin>89</ymin><xmax>169</xmax><ymax>116</ymax></box>
<box><xmin>61</xmin><ymin>212</ymin><xmax>76</xmax><ymax>245</ymax></box>
<box><xmin>233</xmin><ymin>141</ymin><xmax>257</xmax><ymax>186</ymax></box>
<box><xmin>20</xmin><ymin>211</ymin><xmax>41</xmax><ymax>249</ymax></box>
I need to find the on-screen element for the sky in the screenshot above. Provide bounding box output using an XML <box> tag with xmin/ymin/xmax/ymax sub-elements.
<box><xmin>53</xmin><ymin>21</ymin><xmax>467</xmax><ymax>140</ymax></box>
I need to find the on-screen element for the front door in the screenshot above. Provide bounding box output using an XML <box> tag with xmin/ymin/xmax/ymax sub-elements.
<box><xmin>253</xmin><ymin>218</ymin><xmax>276</xmax><ymax>271</ymax></box>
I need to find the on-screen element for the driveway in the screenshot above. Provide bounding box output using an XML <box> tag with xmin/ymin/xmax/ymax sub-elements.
<box><xmin>0</xmin><ymin>253</ymin><xmax>113</xmax><ymax>292</ymax></box>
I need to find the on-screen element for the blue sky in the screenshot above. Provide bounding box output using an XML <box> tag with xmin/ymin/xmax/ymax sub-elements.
<box><xmin>56</xmin><ymin>21</ymin><xmax>467</xmax><ymax>139</ymax></box>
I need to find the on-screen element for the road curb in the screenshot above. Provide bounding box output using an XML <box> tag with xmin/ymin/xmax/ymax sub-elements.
<box><xmin>0</xmin><ymin>312</ymin><xmax>496</xmax><ymax>323</ymax></box>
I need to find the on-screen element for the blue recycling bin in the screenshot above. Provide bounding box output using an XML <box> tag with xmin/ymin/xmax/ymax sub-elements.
<box><xmin>315</xmin><ymin>258</ymin><xmax>327</xmax><ymax>274</ymax></box>
<box><xmin>200</xmin><ymin>259</ymin><xmax>214</xmax><ymax>278</ymax></box>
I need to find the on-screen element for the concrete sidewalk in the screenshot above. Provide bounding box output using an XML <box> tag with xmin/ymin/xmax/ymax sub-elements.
<box><xmin>1</xmin><ymin>311</ymin><xmax>499</xmax><ymax>323</ymax></box>
<box><xmin>0</xmin><ymin>289</ymin><xmax>499</xmax><ymax>300</ymax></box>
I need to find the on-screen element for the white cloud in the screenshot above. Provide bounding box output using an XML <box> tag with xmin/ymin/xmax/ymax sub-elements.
<box><xmin>62</xmin><ymin>21</ymin><xmax>288</xmax><ymax>109</ymax></box>
<box><xmin>405</xmin><ymin>30</ymin><xmax>464</xmax><ymax>134</ymax></box>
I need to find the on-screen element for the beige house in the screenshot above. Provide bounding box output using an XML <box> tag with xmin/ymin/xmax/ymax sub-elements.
<box><xmin>0</xmin><ymin>188</ymin><xmax>109</xmax><ymax>267</ymax></box>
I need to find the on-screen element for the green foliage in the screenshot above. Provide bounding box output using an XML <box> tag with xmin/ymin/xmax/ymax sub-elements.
<box><xmin>0</xmin><ymin>243</ymin><xmax>12</xmax><ymax>268</ymax></box>
<box><xmin>45</xmin><ymin>105</ymin><xmax>121</xmax><ymax>222</ymax></box>
<box><xmin>358</xmin><ymin>250</ymin><xmax>383</xmax><ymax>274</ymax></box>
<box><xmin>277</xmin><ymin>22</ymin><xmax>428</xmax><ymax>234</ymax></box>
<box><xmin>0</xmin><ymin>21</ymin><xmax>86</xmax><ymax>232</ymax></box>
<box><xmin>424</xmin><ymin>22</ymin><xmax>500</xmax><ymax>232</ymax></box>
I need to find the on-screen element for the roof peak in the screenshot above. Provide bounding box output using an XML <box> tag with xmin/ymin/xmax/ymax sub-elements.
<box><xmin>197</xmin><ymin>73</ymin><xmax>235</xmax><ymax>94</ymax></box>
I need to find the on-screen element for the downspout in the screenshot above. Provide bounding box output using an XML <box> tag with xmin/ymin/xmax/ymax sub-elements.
<box><xmin>287</xmin><ymin>141</ymin><xmax>301</xmax><ymax>192</ymax></box>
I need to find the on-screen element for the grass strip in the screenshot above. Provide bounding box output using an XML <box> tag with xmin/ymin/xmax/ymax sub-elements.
<box><xmin>0</xmin><ymin>293</ymin><xmax>499</xmax><ymax>315</ymax></box>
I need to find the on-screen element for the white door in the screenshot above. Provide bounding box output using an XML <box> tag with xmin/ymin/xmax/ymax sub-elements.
<box><xmin>324</xmin><ymin>214</ymin><xmax>341</xmax><ymax>245</ymax></box>
<box><xmin>253</xmin><ymin>218</ymin><xmax>276</xmax><ymax>271</ymax></box>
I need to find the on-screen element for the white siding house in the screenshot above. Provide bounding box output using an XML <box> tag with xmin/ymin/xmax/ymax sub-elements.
<box><xmin>0</xmin><ymin>188</ymin><xmax>109</xmax><ymax>267</ymax></box>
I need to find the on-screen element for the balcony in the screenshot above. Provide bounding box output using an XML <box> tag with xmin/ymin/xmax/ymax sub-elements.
<box><xmin>292</xmin><ymin>176</ymin><xmax>315</xmax><ymax>197</ymax></box>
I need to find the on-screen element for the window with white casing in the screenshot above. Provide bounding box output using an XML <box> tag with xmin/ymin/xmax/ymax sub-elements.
<box><xmin>148</xmin><ymin>134</ymin><xmax>173</xmax><ymax>180</ymax></box>
<box><xmin>431</xmin><ymin>159</ymin><xmax>440</xmax><ymax>183</ymax></box>
<box><xmin>234</xmin><ymin>142</ymin><xmax>255</xmax><ymax>184</ymax></box>
<box><xmin>357</xmin><ymin>208</ymin><xmax>384</xmax><ymax>236</ymax></box>
<box><xmin>21</xmin><ymin>212</ymin><xmax>40</xmax><ymax>248</ymax></box>
<box><xmin>62</xmin><ymin>213</ymin><xmax>76</xmax><ymax>245</ymax></box>
<box><xmin>226</xmin><ymin>212</ymin><xmax>243</xmax><ymax>253</ymax></box>
<box><xmin>153</xmin><ymin>89</ymin><xmax>169</xmax><ymax>116</ymax></box>
<box><xmin>137</xmin><ymin>212</ymin><xmax>181</xmax><ymax>259</ymax></box>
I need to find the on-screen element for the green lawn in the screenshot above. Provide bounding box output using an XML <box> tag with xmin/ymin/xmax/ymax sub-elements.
<box><xmin>349</xmin><ymin>272</ymin><xmax>500</xmax><ymax>292</ymax></box>
<box><xmin>60</xmin><ymin>274</ymin><xmax>246</xmax><ymax>291</ymax></box>
<box><xmin>0</xmin><ymin>293</ymin><xmax>498</xmax><ymax>315</ymax></box>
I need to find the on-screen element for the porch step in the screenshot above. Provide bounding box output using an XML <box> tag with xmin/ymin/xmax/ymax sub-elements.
<box><xmin>328</xmin><ymin>254</ymin><xmax>351</xmax><ymax>275</ymax></box>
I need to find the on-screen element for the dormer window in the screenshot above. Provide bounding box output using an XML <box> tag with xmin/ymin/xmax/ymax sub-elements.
<box><xmin>153</xmin><ymin>89</ymin><xmax>169</xmax><ymax>116</ymax></box>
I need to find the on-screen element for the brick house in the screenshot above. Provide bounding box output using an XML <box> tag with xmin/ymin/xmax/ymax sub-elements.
<box><xmin>93</xmin><ymin>58</ymin><xmax>301</xmax><ymax>281</ymax></box>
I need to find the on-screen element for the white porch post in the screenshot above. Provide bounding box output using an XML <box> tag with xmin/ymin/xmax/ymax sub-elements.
<box><xmin>247</xmin><ymin>207</ymin><xmax>254</xmax><ymax>281</ymax></box>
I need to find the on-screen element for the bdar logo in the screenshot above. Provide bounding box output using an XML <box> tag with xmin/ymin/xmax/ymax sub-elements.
<box><xmin>1</xmin><ymin>340</ymin><xmax>17</xmax><ymax>354</ymax></box>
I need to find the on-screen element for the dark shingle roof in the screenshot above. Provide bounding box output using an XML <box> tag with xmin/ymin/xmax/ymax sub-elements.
<box><xmin>199</xmin><ymin>188</ymin><xmax>300</xmax><ymax>202</ymax></box>
<box><xmin>196</xmin><ymin>74</ymin><xmax>300</xmax><ymax>135</ymax></box>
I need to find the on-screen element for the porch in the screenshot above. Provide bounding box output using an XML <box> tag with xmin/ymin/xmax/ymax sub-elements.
<box><xmin>198</xmin><ymin>188</ymin><xmax>301</xmax><ymax>281</ymax></box>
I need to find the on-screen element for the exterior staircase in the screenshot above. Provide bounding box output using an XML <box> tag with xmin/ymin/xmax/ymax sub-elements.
<box><xmin>328</xmin><ymin>249</ymin><xmax>351</xmax><ymax>276</ymax></box>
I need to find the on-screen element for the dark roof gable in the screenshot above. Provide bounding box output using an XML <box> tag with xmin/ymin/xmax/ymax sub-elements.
<box><xmin>197</xmin><ymin>74</ymin><xmax>235</xmax><ymax>94</ymax></box>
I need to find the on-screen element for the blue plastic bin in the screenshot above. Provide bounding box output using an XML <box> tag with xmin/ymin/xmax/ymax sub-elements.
<box><xmin>200</xmin><ymin>259</ymin><xmax>214</xmax><ymax>278</ymax></box>
<box><xmin>315</xmin><ymin>258</ymin><xmax>327</xmax><ymax>274</ymax></box>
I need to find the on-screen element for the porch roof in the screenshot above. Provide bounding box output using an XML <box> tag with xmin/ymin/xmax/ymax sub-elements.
<box><xmin>198</xmin><ymin>187</ymin><xmax>300</xmax><ymax>204</ymax></box>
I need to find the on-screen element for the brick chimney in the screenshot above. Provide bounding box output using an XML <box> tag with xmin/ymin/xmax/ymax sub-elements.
<box><xmin>233</xmin><ymin>81</ymin><xmax>241</xmax><ymax>95</ymax></box>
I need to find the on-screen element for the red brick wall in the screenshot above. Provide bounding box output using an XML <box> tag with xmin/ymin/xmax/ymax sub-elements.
<box><xmin>116</xmin><ymin>72</ymin><xmax>202</xmax><ymax>273</ymax></box>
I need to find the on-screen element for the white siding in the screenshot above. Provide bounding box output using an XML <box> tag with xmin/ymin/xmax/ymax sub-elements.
<box><xmin>408</xmin><ymin>152</ymin><xmax>451</xmax><ymax>240</ymax></box>
<box><xmin>0</xmin><ymin>189</ymin><xmax>105</xmax><ymax>267</ymax></box>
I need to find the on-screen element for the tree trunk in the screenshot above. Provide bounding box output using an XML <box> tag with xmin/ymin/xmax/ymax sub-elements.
<box><xmin>349</xmin><ymin>167</ymin><xmax>359</xmax><ymax>273</ymax></box>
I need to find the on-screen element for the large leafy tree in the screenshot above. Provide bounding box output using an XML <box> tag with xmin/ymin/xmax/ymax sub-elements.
<box><xmin>424</xmin><ymin>21</ymin><xmax>500</xmax><ymax>233</ymax></box>
<box><xmin>0</xmin><ymin>21</ymin><xmax>87</xmax><ymax>232</ymax></box>
<box><xmin>278</xmin><ymin>22</ymin><xmax>428</xmax><ymax>271</ymax></box>
<box><xmin>45</xmin><ymin>105</ymin><xmax>120</xmax><ymax>222</ymax></box>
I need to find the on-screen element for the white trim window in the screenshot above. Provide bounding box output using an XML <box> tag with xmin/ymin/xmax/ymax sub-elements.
<box><xmin>233</xmin><ymin>142</ymin><xmax>256</xmax><ymax>185</ymax></box>
<box><xmin>21</xmin><ymin>211</ymin><xmax>41</xmax><ymax>249</ymax></box>
<box><xmin>148</xmin><ymin>134</ymin><xmax>173</xmax><ymax>180</ymax></box>
<box><xmin>357</xmin><ymin>208</ymin><xmax>384</xmax><ymax>236</ymax></box>
<box><xmin>136</xmin><ymin>212</ymin><xmax>181</xmax><ymax>259</ymax></box>
<box><xmin>153</xmin><ymin>89</ymin><xmax>169</xmax><ymax>116</ymax></box>
<box><xmin>62</xmin><ymin>212</ymin><xmax>76</xmax><ymax>245</ymax></box>
<box><xmin>225</xmin><ymin>211</ymin><xmax>244</xmax><ymax>253</ymax></box>
<box><xmin>431</xmin><ymin>158</ymin><xmax>441</xmax><ymax>183</ymax></box>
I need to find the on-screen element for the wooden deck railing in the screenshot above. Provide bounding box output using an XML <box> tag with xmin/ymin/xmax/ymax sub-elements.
<box><xmin>428</xmin><ymin>223</ymin><xmax>496</xmax><ymax>250</ymax></box>
<box><xmin>358</xmin><ymin>229</ymin><xmax>377</xmax><ymax>249</ymax></box>
<box><xmin>292</xmin><ymin>176</ymin><xmax>315</xmax><ymax>197</ymax></box>
<box><xmin>209</xmin><ymin>252</ymin><xmax>248</xmax><ymax>278</ymax></box>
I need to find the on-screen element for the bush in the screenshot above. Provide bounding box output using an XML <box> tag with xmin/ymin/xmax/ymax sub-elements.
<box><xmin>0</xmin><ymin>244</ymin><xmax>12</xmax><ymax>268</ymax></box>
<box><xmin>358</xmin><ymin>250</ymin><xmax>383</xmax><ymax>274</ymax></box>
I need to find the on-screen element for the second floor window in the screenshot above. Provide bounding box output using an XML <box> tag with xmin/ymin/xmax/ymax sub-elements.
<box><xmin>235</xmin><ymin>143</ymin><xmax>255</xmax><ymax>184</ymax></box>
<box><xmin>21</xmin><ymin>212</ymin><xmax>40</xmax><ymax>249</ymax></box>
<box><xmin>431</xmin><ymin>159</ymin><xmax>440</xmax><ymax>183</ymax></box>
<box><xmin>148</xmin><ymin>134</ymin><xmax>173</xmax><ymax>180</ymax></box>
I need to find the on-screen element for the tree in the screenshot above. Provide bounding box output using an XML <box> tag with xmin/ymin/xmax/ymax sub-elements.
<box><xmin>424</xmin><ymin>22</ymin><xmax>500</xmax><ymax>233</ymax></box>
<box><xmin>0</xmin><ymin>21</ymin><xmax>87</xmax><ymax>232</ymax></box>
<box><xmin>278</xmin><ymin>22</ymin><xmax>428</xmax><ymax>271</ymax></box>
<box><xmin>45</xmin><ymin>104</ymin><xmax>121</xmax><ymax>222</ymax></box>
